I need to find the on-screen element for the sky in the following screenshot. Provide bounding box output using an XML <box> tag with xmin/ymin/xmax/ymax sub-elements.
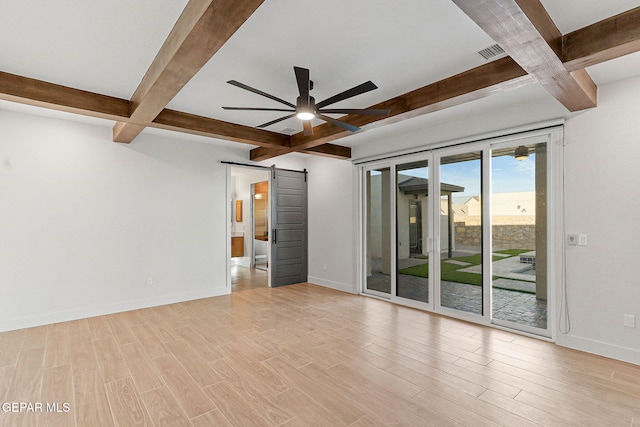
<box><xmin>399</xmin><ymin>153</ymin><xmax>537</xmax><ymax>198</ymax></box>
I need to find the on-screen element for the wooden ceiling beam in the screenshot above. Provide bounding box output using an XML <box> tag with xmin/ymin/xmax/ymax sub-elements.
<box><xmin>0</xmin><ymin>71</ymin><xmax>350</xmax><ymax>157</ymax></box>
<box><xmin>0</xmin><ymin>71</ymin><xmax>130</xmax><ymax>120</ymax></box>
<box><xmin>112</xmin><ymin>0</ymin><xmax>264</xmax><ymax>143</ymax></box>
<box><xmin>149</xmin><ymin>110</ymin><xmax>351</xmax><ymax>157</ymax></box>
<box><xmin>249</xmin><ymin>143</ymin><xmax>351</xmax><ymax>161</ymax></box>
<box><xmin>0</xmin><ymin>71</ymin><xmax>293</xmax><ymax>150</ymax></box>
<box><xmin>562</xmin><ymin>6</ymin><xmax>640</xmax><ymax>71</ymax></box>
<box><xmin>149</xmin><ymin>111</ymin><xmax>352</xmax><ymax>157</ymax></box>
<box><xmin>303</xmin><ymin>144</ymin><xmax>352</xmax><ymax>160</ymax></box>
<box><xmin>452</xmin><ymin>0</ymin><xmax>597</xmax><ymax>112</ymax></box>
<box><xmin>151</xmin><ymin>109</ymin><xmax>289</xmax><ymax>148</ymax></box>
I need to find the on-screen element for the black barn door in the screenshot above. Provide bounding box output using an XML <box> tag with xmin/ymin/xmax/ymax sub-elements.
<box><xmin>270</xmin><ymin>168</ymin><xmax>308</xmax><ymax>287</ymax></box>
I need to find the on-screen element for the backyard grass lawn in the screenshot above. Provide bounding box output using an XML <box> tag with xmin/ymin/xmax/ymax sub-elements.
<box><xmin>399</xmin><ymin>249</ymin><xmax>530</xmax><ymax>286</ymax></box>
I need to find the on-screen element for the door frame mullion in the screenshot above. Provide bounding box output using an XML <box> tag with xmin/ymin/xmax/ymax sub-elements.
<box><xmin>431</xmin><ymin>152</ymin><xmax>442</xmax><ymax>313</ymax></box>
<box><xmin>481</xmin><ymin>146</ymin><xmax>492</xmax><ymax>325</ymax></box>
<box><xmin>390</xmin><ymin>164</ymin><xmax>397</xmax><ymax>300</ymax></box>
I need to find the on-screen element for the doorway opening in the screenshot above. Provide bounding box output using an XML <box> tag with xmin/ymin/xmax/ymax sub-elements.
<box><xmin>253</xmin><ymin>181</ymin><xmax>269</xmax><ymax>272</ymax></box>
<box><xmin>230</xmin><ymin>166</ymin><xmax>270</xmax><ymax>292</ymax></box>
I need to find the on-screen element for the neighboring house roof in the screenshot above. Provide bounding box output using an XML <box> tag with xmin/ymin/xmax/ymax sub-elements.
<box><xmin>461</xmin><ymin>196</ymin><xmax>480</xmax><ymax>205</ymax></box>
<box><xmin>397</xmin><ymin>175</ymin><xmax>465</xmax><ymax>195</ymax></box>
<box><xmin>455</xmin><ymin>192</ymin><xmax>535</xmax><ymax>216</ymax></box>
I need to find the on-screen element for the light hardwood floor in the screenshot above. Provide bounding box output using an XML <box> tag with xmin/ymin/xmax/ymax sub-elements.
<box><xmin>231</xmin><ymin>265</ymin><xmax>268</xmax><ymax>293</ymax></box>
<box><xmin>1</xmin><ymin>283</ymin><xmax>639</xmax><ymax>426</ymax></box>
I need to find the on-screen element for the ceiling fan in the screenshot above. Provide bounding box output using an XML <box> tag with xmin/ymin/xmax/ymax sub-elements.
<box><xmin>222</xmin><ymin>66</ymin><xmax>390</xmax><ymax>136</ymax></box>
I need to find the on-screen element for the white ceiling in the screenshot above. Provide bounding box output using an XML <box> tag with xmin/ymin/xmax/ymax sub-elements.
<box><xmin>0</xmin><ymin>0</ymin><xmax>188</xmax><ymax>99</ymax></box>
<box><xmin>1</xmin><ymin>0</ymin><xmax>640</xmax><ymax>151</ymax></box>
<box><xmin>539</xmin><ymin>0</ymin><xmax>640</xmax><ymax>33</ymax></box>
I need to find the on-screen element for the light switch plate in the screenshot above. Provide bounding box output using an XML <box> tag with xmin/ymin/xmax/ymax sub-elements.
<box><xmin>578</xmin><ymin>234</ymin><xmax>588</xmax><ymax>246</ymax></box>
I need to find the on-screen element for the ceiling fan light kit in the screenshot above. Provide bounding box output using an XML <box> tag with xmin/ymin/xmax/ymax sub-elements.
<box><xmin>295</xmin><ymin>95</ymin><xmax>315</xmax><ymax>120</ymax></box>
<box><xmin>223</xmin><ymin>66</ymin><xmax>390</xmax><ymax>136</ymax></box>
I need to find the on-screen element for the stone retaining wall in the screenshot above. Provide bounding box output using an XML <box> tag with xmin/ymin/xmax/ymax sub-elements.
<box><xmin>455</xmin><ymin>223</ymin><xmax>535</xmax><ymax>250</ymax></box>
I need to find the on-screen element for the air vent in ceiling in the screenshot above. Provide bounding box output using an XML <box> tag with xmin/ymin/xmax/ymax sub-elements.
<box><xmin>477</xmin><ymin>44</ymin><xmax>506</xmax><ymax>61</ymax></box>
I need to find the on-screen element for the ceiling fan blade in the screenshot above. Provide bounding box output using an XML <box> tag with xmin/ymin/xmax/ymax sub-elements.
<box><xmin>222</xmin><ymin>107</ymin><xmax>294</xmax><ymax>112</ymax></box>
<box><xmin>294</xmin><ymin>66</ymin><xmax>310</xmax><ymax>100</ymax></box>
<box><xmin>257</xmin><ymin>114</ymin><xmax>296</xmax><ymax>129</ymax></box>
<box><xmin>303</xmin><ymin>120</ymin><xmax>314</xmax><ymax>136</ymax></box>
<box><xmin>227</xmin><ymin>80</ymin><xmax>296</xmax><ymax>108</ymax></box>
<box><xmin>318</xmin><ymin>114</ymin><xmax>360</xmax><ymax>133</ymax></box>
<box><xmin>320</xmin><ymin>108</ymin><xmax>390</xmax><ymax>116</ymax></box>
<box><xmin>316</xmin><ymin>81</ymin><xmax>378</xmax><ymax>109</ymax></box>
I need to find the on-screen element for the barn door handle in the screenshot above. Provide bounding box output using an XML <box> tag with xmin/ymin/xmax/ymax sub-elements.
<box><xmin>272</xmin><ymin>229</ymin><xmax>277</xmax><ymax>244</ymax></box>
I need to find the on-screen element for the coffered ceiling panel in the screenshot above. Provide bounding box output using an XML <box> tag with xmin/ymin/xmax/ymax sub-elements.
<box><xmin>0</xmin><ymin>0</ymin><xmax>188</xmax><ymax>99</ymax></box>
<box><xmin>540</xmin><ymin>0</ymin><xmax>640</xmax><ymax>33</ymax></box>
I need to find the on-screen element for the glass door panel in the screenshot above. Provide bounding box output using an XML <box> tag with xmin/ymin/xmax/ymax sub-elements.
<box><xmin>365</xmin><ymin>168</ymin><xmax>391</xmax><ymax>296</ymax></box>
<box><xmin>439</xmin><ymin>151</ymin><xmax>483</xmax><ymax>315</ymax></box>
<box><xmin>396</xmin><ymin>160</ymin><xmax>429</xmax><ymax>303</ymax></box>
<box><xmin>491</xmin><ymin>142</ymin><xmax>548</xmax><ymax>332</ymax></box>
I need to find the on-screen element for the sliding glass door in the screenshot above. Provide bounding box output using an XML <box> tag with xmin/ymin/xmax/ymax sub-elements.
<box><xmin>396</xmin><ymin>160</ymin><xmax>431</xmax><ymax>305</ymax></box>
<box><xmin>360</xmin><ymin>131</ymin><xmax>555</xmax><ymax>337</ymax></box>
<box><xmin>364</xmin><ymin>167</ymin><xmax>392</xmax><ymax>297</ymax></box>
<box><xmin>490</xmin><ymin>141</ymin><xmax>548</xmax><ymax>334</ymax></box>
<box><xmin>436</xmin><ymin>150</ymin><xmax>485</xmax><ymax>318</ymax></box>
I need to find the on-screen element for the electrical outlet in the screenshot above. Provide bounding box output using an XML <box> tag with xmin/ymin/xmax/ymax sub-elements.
<box><xmin>578</xmin><ymin>234</ymin><xmax>588</xmax><ymax>246</ymax></box>
<box><xmin>146</xmin><ymin>277</ymin><xmax>153</xmax><ymax>287</ymax></box>
<box><xmin>323</xmin><ymin>264</ymin><xmax>327</xmax><ymax>271</ymax></box>
<box><xmin>624</xmin><ymin>314</ymin><xmax>636</xmax><ymax>328</ymax></box>
<box><xmin>567</xmin><ymin>234</ymin><xmax>578</xmax><ymax>246</ymax></box>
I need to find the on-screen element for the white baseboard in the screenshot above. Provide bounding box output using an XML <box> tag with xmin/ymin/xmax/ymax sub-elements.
<box><xmin>308</xmin><ymin>276</ymin><xmax>357</xmax><ymax>294</ymax></box>
<box><xmin>556</xmin><ymin>333</ymin><xmax>640</xmax><ymax>366</ymax></box>
<box><xmin>0</xmin><ymin>287</ymin><xmax>230</xmax><ymax>333</ymax></box>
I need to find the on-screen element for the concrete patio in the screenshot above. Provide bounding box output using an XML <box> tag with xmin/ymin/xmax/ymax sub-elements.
<box><xmin>366</xmin><ymin>253</ymin><xmax>547</xmax><ymax>330</ymax></box>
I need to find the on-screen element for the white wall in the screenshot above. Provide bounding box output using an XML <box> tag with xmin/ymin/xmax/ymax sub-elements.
<box><xmin>0</xmin><ymin>108</ymin><xmax>248</xmax><ymax>332</ymax></box>
<box><xmin>305</xmin><ymin>156</ymin><xmax>357</xmax><ymax>293</ymax></box>
<box><xmin>560</xmin><ymin>75</ymin><xmax>640</xmax><ymax>364</ymax></box>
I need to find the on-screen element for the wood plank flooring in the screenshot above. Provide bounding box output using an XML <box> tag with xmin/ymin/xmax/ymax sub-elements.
<box><xmin>231</xmin><ymin>265</ymin><xmax>268</xmax><ymax>293</ymax></box>
<box><xmin>0</xmin><ymin>283</ymin><xmax>639</xmax><ymax>426</ymax></box>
